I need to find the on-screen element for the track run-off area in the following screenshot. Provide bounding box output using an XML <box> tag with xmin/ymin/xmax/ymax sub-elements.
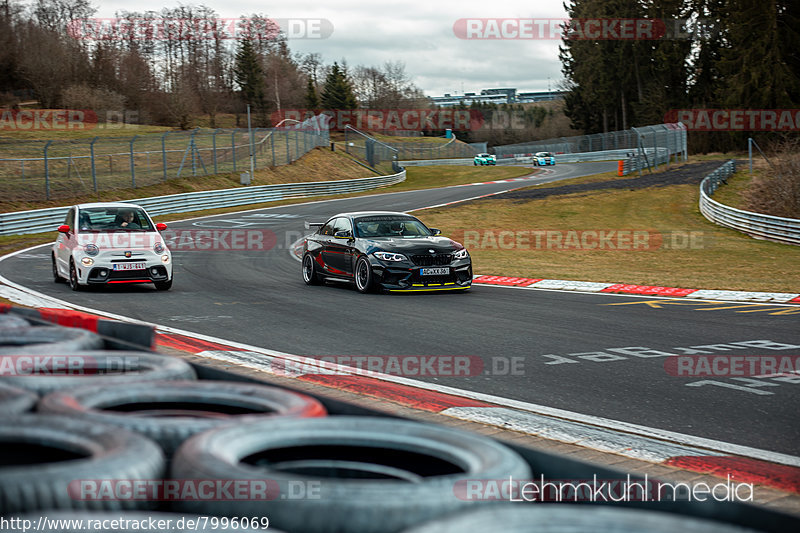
<box><xmin>2</xmin><ymin>161</ymin><xmax>799</xmax><ymax>464</ymax></box>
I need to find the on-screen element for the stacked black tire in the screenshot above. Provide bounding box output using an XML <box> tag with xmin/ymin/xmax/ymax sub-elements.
<box><xmin>0</xmin><ymin>311</ymin><xmax>780</xmax><ymax>532</ymax></box>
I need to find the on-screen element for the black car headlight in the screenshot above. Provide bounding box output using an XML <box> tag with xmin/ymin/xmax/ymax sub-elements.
<box><xmin>453</xmin><ymin>248</ymin><xmax>469</xmax><ymax>260</ymax></box>
<box><xmin>373</xmin><ymin>251</ymin><xmax>407</xmax><ymax>262</ymax></box>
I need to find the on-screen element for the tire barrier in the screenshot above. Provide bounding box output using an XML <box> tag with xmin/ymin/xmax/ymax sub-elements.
<box><xmin>0</xmin><ymin>303</ymin><xmax>794</xmax><ymax>532</ymax></box>
<box><xmin>0</xmin><ymin>381</ymin><xmax>38</xmax><ymax>413</ymax></box>
<box><xmin>0</xmin><ymin>414</ymin><xmax>165</xmax><ymax>514</ymax></box>
<box><xmin>8</xmin><ymin>512</ymin><xmax>284</xmax><ymax>532</ymax></box>
<box><xmin>0</xmin><ymin>351</ymin><xmax>196</xmax><ymax>395</ymax></box>
<box><xmin>1</xmin><ymin>305</ymin><xmax>155</xmax><ymax>350</ymax></box>
<box><xmin>401</xmin><ymin>504</ymin><xmax>753</xmax><ymax>533</ymax></box>
<box><xmin>0</xmin><ymin>313</ymin><xmax>30</xmax><ymax>330</ymax></box>
<box><xmin>170</xmin><ymin>416</ymin><xmax>533</xmax><ymax>533</ymax></box>
<box><xmin>0</xmin><ymin>326</ymin><xmax>104</xmax><ymax>355</ymax></box>
<box><xmin>39</xmin><ymin>380</ymin><xmax>327</xmax><ymax>455</ymax></box>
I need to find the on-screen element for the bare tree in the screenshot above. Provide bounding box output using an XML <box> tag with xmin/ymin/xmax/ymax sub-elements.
<box><xmin>32</xmin><ymin>0</ymin><xmax>94</xmax><ymax>36</ymax></box>
<box><xmin>300</xmin><ymin>52</ymin><xmax>323</xmax><ymax>87</ymax></box>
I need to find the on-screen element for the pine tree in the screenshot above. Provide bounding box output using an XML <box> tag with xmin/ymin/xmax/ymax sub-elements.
<box><xmin>559</xmin><ymin>0</ymin><xmax>692</xmax><ymax>133</ymax></box>
<box><xmin>715</xmin><ymin>0</ymin><xmax>800</xmax><ymax>109</ymax></box>
<box><xmin>304</xmin><ymin>77</ymin><xmax>320</xmax><ymax>109</ymax></box>
<box><xmin>234</xmin><ymin>37</ymin><xmax>266</xmax><ymax>112</ymax></box>
<box><xmin>320</xmin><ymin>62</ymin><xmax>357</xmax><ymax>110</ymax></box>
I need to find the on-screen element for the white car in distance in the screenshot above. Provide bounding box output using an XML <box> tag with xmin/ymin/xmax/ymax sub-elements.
<box><xmin>52</xmin><ymin>202</ymin><xmax>173</xmax><ymax>291</ymax></box>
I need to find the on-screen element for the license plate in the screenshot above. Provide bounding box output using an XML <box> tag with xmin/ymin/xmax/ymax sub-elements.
<box><xmin>421</xmin><ymin>267</ymin><xmax>449</xmax><ymax>276</ymax></box>
<box><xmin>113</xmin><ymin>263</ymin><xmax>146</xmax><ymax>271</ymax></box>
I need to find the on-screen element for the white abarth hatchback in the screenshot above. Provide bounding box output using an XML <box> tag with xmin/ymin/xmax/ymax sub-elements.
<box><xmin>52</xmin><ymin>202</ymin><xmax>173</xmax><ymax>291</ymax></box>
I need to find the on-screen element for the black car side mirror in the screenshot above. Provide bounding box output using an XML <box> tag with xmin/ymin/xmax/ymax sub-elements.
<box><xmin>429</xmin><ymin>228</ymin><xmax>442</xmax><ymax>236</ymax></box>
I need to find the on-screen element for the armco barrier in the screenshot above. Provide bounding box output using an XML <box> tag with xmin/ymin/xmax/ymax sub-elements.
<box><xmin>0</xmin><ymin>170</ymin><xmax>406</xmax><ymax>236</ymax></box>
<box><xmin>699</xmin><ymin>160</ymin><xmax>800</xmax><ymax>246</ymax></box>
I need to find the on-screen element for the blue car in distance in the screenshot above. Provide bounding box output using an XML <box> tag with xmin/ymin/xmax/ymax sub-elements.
<box><xmin>534</xmin><ymin>152</ymin><xmax>556</xmax><ymax>166</ymax></box>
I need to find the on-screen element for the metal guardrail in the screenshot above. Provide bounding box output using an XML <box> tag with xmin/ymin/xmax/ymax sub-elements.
<box><xmin>0</xmin><ymin>170</ymin><xmax>406</xmax><ymax>236</ymax></box>
<box><xmin>699</xmin><ymin>160</ymin><xmax>800</xmax><ymax>246</ymax></box>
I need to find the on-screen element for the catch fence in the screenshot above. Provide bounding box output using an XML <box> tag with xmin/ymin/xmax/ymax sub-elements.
<box><xmin>493</xmin><ymin>123</ymin><xmax>688</xmax><ymax>172</ymax></box>
<box><xmin>0</xmin><ymin>116</ymin><xmax>330</xmax><ymax>201</ymax></box>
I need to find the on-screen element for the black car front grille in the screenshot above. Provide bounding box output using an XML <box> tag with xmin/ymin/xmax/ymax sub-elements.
<box><xmin>411</xmin><ymin>254</ymin><xmax>452</xmax><ymax>266</ymax></box>
<box><xmin>411</xmin><ymin>275</ymin><xmax>454</xmax><ymax>285</ymax></box>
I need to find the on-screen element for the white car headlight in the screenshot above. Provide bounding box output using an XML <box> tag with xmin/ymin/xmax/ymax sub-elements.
<box><xmin>161</xmin><ymin>254</ymin><xmax>171</xmax><ymax>264</ymax></box>
<box><xmin>154</xmin><ymin>242</ymin><xmax>165</xmax><ymax>254</ymax></box>
<box><xmin>84</xmin><ymin>244</ymin><xmax>99</xmax><ymax>256</ymax></box>
<box><xmin>373</xmin><ymin>251</ymin><xmax>407</xmax><ymax>262</ymax></box>
<box><xmin>453</xmin><ymin>248</ymin><xmax>469</xmax><ymax>260</ymax></box>
<box><xmin>80</xmin><ymin>257</ymin><xmax>94</xmax><ymax>266</ymax></box>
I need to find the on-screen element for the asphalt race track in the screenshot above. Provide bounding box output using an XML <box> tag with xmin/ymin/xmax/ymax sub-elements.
<box><xmin>3</xmin><ymin>161</ymin><xmax>799</xmax><ymax>456</ymax></box>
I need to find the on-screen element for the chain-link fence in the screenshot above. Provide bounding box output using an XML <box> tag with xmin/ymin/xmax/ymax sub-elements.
<box><xmin>493</xmin><ymin>123</ymin><xmax>688</xmax><ymax>166</ymax></box>
<box><xmin>389</xmin><ymin>138</ymin><xmax>480</xmax><ymax>161</ymax></box>
<box><xmin>343</xmin><ymin>126</ymin><xmax>479</xmax><ymax>166</ymax></box>
<box><xmin>0</xmin><ymin>115</ymin><xmax>330</xmax><ymax>201</ymax></box>
<box><xmin>342</xmin><ymin>125</ymin><xmax>399</xmax><ymax>168</ymax></box>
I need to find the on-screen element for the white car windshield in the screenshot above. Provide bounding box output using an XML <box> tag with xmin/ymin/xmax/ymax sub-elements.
<box><xmin>77</xmin><ymin>207</ymin><xmax>153</xmax><ymax>232</ymax></box>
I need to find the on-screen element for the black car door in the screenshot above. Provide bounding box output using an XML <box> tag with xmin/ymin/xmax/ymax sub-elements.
<box><xmin>332</xmin><ymin>217</ymin><xmax>356</xmax><ymax>275</ymax></box>
<box><xmin>323</xmin><ymin>217</ymin><xmax>354</xmax><ymax>276</ymax></box>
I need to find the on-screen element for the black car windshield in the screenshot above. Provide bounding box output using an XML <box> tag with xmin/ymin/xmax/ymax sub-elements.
<box><xmin>77</xmin><ymin>207</ymin><xmax>153</xmax><ymax>232</ymax></box>
<box><xmin>354</xmin><ymin>216</ymin><xmax>432</xmax><ymax>238</ymax></box>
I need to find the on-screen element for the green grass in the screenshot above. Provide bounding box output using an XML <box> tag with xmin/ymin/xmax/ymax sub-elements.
<box><xmin>370</xmin><ymin>133</ymin><xmax>453</xmax><ymax>144</ymax></box>
<box><xmin>708</xmin><ymin>169</ymin><xmax>757</xmax><ymax>210</ymax></box>
<box><xmin>0</xmin><ymin>124</ymin><xmax>175</xmax><ymax>140</ymax></box>
<box><xmin>421</xmin><ymin>158</ymin><xmax>800</xmax><ymax>294</ymax></box>
<box><xmin>393</xmin><ymin>165</ymin><xmax>534</xmax><ymax>191</ymax></box>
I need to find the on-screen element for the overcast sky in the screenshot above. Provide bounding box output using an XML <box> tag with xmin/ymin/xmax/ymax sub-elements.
<box><xmin>93</xmin><ymin>0</ymin><xmax>569</xmax><ymax>96</ymax></box>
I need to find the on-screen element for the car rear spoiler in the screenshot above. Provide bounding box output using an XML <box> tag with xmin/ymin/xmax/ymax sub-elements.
<box><xmin>304</xmin><ymin>221</ymin><xmax>324</xmax><ymax>229</ymax></box>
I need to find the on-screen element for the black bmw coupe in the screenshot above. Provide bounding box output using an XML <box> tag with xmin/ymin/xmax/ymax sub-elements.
<box><xmin>302</xmin><ymin>211</ymin><xmax>472</xmax><ymax>293</ymax></box>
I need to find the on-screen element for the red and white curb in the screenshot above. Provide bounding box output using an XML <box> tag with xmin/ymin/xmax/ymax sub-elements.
<box><xmin>472</xmin><ymin>275</ymin><xmax>800</xmax><ymax>304</ymax></box>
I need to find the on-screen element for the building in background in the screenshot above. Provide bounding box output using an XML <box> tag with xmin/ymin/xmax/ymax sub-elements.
<box><xmin>429</xmin><ymin>88</ymin><xmax>566</xmax><ymax>107</ymax></box>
